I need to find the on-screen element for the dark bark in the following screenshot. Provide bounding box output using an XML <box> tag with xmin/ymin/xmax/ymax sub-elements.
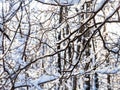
<box><xmin>57</xmin><ymin>6</ymin><xmax>63</xmax><ymax>74</ymax></box>
<box><xmin>73</xmin><ymin>76</ymin><xmax>77</xmax><ymax>90</ymax></box>
<box><xmin>107</xmin><ymin>74</ymin><xmax>111</xmax><ymax>90</ymax></box>
<box><xmin>94</xmin><ymin>73</ymin><xmax>99</xmax><ymax>90</ymax></box>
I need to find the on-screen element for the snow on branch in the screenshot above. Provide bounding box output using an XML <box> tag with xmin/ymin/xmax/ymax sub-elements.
<box><xmin>97</xmin><ymin>66</ymin><xmax>120</xmax><ymax>74</ymax></box>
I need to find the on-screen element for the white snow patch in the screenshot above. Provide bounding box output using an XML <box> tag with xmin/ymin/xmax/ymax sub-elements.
<box><xmin>95</xmin><ymin>0</ymin><xmax>106</xmax><ymax>11</ymax></box>
<box><xmin>97</xmin><ymin>66</ymin><xmax>120</xmax><ymax>74</ymax></box>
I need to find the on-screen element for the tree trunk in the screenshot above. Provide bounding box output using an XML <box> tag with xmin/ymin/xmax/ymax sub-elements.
<box><xmin>82</xmin><ymin>1</ymin><xmax>92</xmax><ymax>90</ymax></box>
<box><xmin>107</xmin><ymin>74</ymin><xmax>111</xmax><ymax>90</ymax></box>
<box><xmin>57</xmin><ymin>6</ymin><xmax>63</xmax><ymax>74</ymax></box>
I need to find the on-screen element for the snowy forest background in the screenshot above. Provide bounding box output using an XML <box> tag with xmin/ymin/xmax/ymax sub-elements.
<box><xmin>0</xmin><ymin>0</ymin><xmax>120</xmax><ymax>90</ymax></box>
